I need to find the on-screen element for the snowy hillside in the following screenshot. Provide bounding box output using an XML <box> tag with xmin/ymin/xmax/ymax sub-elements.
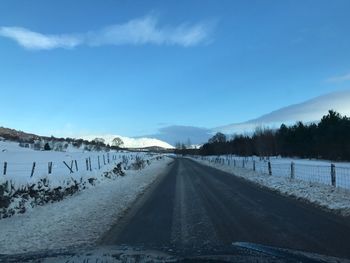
<box><xmin>81</xmin><ymin>134</ymin><xmax>174</xmax><ymax>149</ymax></box>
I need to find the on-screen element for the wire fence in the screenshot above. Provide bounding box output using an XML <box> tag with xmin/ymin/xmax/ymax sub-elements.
<box><xmin>193</xmin><ymin>155</ymin><xmax>350</xmax><ymax>190</ymax></box>
<box><xmin>0</xmin><ymin>152</ymin><xmax>162</xmax><ymax>183</ymax></box>
<box><xmin>0</xmin><ymin>152</ymin><xmax>121</xmax><ymax>178</ymax></box>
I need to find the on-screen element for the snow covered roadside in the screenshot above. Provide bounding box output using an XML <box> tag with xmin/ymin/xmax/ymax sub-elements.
<box><xmin>189</xmin><ymin>157</ymin><xmax>350</xmax><ymax>217</ymax></box>
<box><xmin>0</xmin><ymin>156</ymin><xmax>172</xmax><ymax>255</ymax></box>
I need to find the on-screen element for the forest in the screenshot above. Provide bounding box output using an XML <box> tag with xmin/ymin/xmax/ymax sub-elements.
<box><xmin>177</xmin><ymin>110</ymin><xmax>350</xmax><ymax>161</ymax></box>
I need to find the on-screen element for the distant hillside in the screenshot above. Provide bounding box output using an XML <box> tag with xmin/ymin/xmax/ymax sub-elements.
<box><xmin>0</xmin><ymin>126</ymin><xmax>110</xmax><ymax>152</ymax></box>
<box><xmin>81</xmin><ymin>134</ymin><xmax>174</xmax><ymax>149</ymax></box>
<box><xmin>0</xmin><ymin>127</ymin><xmax>40</xmax><ymax>142</ymax></box>
<box><xmin>0</xmin><ymin>126</ymin><xmax>174</xmax><ymax>152</ymax></box>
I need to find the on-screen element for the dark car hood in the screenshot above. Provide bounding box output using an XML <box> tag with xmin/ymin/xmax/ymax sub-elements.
<box><xmin>0</xmin><ymin>242</ymin><xmax>348</xmax><ymax>263</ymax></box>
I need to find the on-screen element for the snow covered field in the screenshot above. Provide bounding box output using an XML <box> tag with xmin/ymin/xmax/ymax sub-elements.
<box><xmin>0</xmin><ymin>140</ymin><xmax>129</xmax><ymax>187</ymax></box>
<box><xmin>190</xmin><ymin>156</ymin><xmax>350</xmax><ymax>217</ymax></box>
<box><xmin>0</xmin><ymin>152</ymin><xmax>172</xmax><ymax>254</ymax></box>
<box><xmin>0</xmin><ymin>140</ymin><xmax>167</xmax><ymax>219</ymax></box>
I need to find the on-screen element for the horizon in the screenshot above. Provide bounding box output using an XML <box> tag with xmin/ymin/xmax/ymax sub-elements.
<box><xmin>1</xmin><ymin>0</ymin><xmax>350</xmax><ymax>145</ymax></box>
<box><xmin>1</xmin><ymin>100</ymin><xmax>349</xmax><ymax>149</ymax></box>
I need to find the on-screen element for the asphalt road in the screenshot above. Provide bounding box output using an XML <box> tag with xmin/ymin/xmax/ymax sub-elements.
<box><xmin>101</xmin><ymin>158</ymin><xmax>350</xmax><ymax>259</ymax></box>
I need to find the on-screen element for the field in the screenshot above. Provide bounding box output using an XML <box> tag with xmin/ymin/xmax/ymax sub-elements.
<box><xmin>0</xmin><ymin>140</ymin><xmax>164</xmax><ymax>219</ymax></box>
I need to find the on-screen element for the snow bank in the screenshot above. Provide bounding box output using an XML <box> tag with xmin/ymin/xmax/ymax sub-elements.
<box><xmin>0</xmin><ymin>156</ymin><xmax>172</xmax><ymax>254</ymax></box>
<box><xmin>190</xmin><ymin>157</ymin><xmax>350</xmax><ymax>217</ymax></box>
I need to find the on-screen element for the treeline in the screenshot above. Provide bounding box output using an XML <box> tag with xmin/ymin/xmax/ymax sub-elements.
<box><xmin>177</xmin><ymin>110</ymin><xmax>350</xmax><ymax>161</ymax></box>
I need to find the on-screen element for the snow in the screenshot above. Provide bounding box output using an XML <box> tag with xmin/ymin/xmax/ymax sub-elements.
<box><xmin>0</xmin><ymin>141</ymin><xmax>33</xmax><ymax>153</ymax></box>
<box><xmin>0</xmin><ymin>140</ymin><xmax>171</xmax><ymax>220</ymax></box>
<box><xmin>0</xmin><ymin>140</ymin><xmax>126</xmax><ymax>187</ymax></box>
<box><xmin>0</xmin><ymin>156</ymin><xmax>172</xmax><ymax>254</ymax></box>
<box><xmin>199</xmin><ymin>155</ymin><xmax>350</xmax><ymax>190</ymax></box>
<box><xmin>81</xmin><ymin>134</ymin><xmax>174</xmax><ymax>149</ymax></box>
<box><xmin>190</xmin><ymin>156</ymin><xmax>350</xmax><ymax>217</ymax></box>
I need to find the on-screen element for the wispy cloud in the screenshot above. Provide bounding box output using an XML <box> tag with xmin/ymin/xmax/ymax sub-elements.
<box><xmin>0</xmin><ymin>15</ymin><xmax>214</xmax><ymax>50</ymax></box>
<box><xmin>326</xmin><ymin>72</ymin><xmax>350</xmax><ymax>83</ymax></box>
<box><xmin>0</xmin><ymin>27</ymin><xmax>82</xmax><ymax>50</ymax></box>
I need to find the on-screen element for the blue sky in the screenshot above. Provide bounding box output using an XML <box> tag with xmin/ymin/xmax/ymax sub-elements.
<box><xmin>1</xmin><ymin>0</ymin><xmax>350</xmax><ymax>144</ymax></box>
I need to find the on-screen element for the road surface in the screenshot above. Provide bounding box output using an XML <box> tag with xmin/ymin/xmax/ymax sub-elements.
<box><xmin>101</xmin><ymin>158</ymin><xmax>350</xmax><ymax>259</ymax></box>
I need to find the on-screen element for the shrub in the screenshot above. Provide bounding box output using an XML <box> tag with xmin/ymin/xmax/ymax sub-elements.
<box><xmin>131</xmin><ymin>156</ymin><xmax>145</xmax><ymax>170</ymax></box>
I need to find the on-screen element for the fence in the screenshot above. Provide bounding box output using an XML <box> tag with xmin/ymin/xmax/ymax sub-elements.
<box><xmin>194</xmin><ymin>155</ymin><xmax>350</xmax><ymax>190</ymax></box>
<box><xmin>0</xmin><ymin>152</ymin><xmax>162</xmax><ymax>183</ymax></box>
<box><xmin>1</xmin><ymin>152</ymin><xmax>122</xmax><ymax>178</ymax></box>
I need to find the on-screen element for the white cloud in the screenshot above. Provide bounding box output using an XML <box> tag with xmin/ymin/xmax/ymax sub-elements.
<box><xmin>0</xmin><ymin>27</ymin><xmax>82</xmax><ymax>50</ymax></box>
<box><xmin>215</xmin><ymin>90</ymin><xmax>350</xmax><ymax>134</ymax></box>
<box><xmin>0</xmin><ymin>15</ymin><xmax>213</xmax><ymax>50</ymax></box>
<box><xmin>326</xmin><ymin>72</ymin><xmax>350</xmax><ymax>83</ymax></box>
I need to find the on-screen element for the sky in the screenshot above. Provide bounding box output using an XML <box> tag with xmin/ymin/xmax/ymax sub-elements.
<box><xmin>1</xmin><ymin>0</ymin><xmax>350</xmax><ymax>145</ymax></box>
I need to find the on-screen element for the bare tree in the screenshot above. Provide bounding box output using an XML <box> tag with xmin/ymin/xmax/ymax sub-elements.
<box><xmin>112</xmin><ymin>137</ymin><xmax>124</xmax><ymax>147</ymax></box>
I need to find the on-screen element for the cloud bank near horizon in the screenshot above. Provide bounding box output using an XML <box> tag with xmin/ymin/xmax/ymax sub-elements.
<box><xmin>124</xmin><ymin>90</ymin><xmax>350</xmax><ymax>146</ymax></box>
<box><xmin>5</xmin><ymin>90</ymin><xmax>350</xmax><ymax>147</ymax></box>
<box><xmin>146</xmin><ymin>125</ymin><xmax>212</xmax><ymax>146</ymax></box>
<box><xmin>0</xmin><ymin>15</ymin><xmax>214</xmax><ymax>50</ymax></box>
<box><xmin>215</xmin><ymin>89</ymin><xmax>350</xmax><ymax>134</ymax></box>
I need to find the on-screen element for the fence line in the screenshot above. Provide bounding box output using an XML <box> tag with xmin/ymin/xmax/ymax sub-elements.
<box><xmin>0</xmin><ymin>153</ymin><xmax>124</xmax><ymax>178</ymax></box>
<box><xmin>193</xmin><ymin>155</ymin><xmax>350</xmax><ymax>190</ymax></box>
<box><xmin>0</xmin><ymin>152</ymin><xmax>161</xmax><ymax>180</ymax></box>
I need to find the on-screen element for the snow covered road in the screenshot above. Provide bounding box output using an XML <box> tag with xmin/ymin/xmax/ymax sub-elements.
<box><xmin>0</xmin><ymin>156</ymin><xmax>172</xmax><ymax>254</ymax></box>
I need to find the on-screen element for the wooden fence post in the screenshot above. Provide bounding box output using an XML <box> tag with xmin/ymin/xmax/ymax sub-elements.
<box><xmin>291</xmin><ymin>162</ymin><xmax>295</xmax><ymax>180</ymax></box>
<box><xmin>98</xmin><ymin>156</ymin><xmax>101</xmax><ymax>169</ymax></box>
<box><xmin>63</xmin><ymin>161</ymin><xmax>74</xmax><ymax>173</ymax></box>
<box><xmin>30</xmin><ymin>162</ymin><xmax>36</xmax><ymax>177</ymax></box>
<box><xmin>253</xmin><ymin>160</ymin><xmax>256</xmax><ymax>171</ymax></box>
<box><xmin>331</xmin><ymin>164</ymin><xmax>336</xmax><ymax>187</ymax></box>
<box><xmin>48</xmin><ymin>162</ymin><xmax>52</xmax><ymax>174</ymax></box>
<box><xmin>89</xmin><ymin>157</ymin><xmax>92</xmax><ymax>171</ymax></box>
<box><xmin>268</xmin><ymin>161</ymin><xmax>272</xmax><ymax>175</ymax></box>
<box><xmin>103</xmin><ymin>155</ymin><xmax>106</xmax><ymax>165</ymax></box>
<box><xmin>86</xmin><ymin>158</ymin><xmax>89</xmax><ymax>171</ymax></box>
<box><xmin>3</xmin><ymin>162</ymin><xmax>7</xmax><ymax>175</ymax></box>
<box><xmin>107</xmin><ymin>153</ymin><xmax>110</xmax><ymax>164</ymax></box>
<box><xmin>75</xmin><ymin>160</ymin><xmax>78</xmax><ymax>171</ymax></box>
<box><xmin>242</xmin><ymin>159</ymin><xmax>245</xmax><ymax>168</ymax></box>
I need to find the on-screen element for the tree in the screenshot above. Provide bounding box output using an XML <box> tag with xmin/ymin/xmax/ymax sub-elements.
<box><xmin>33</xmin><ymin>140</ymin><xmax>42</xmax><ymax>151</ymax></box>
<box><xmin>175</xmin><ymin>142</ymin><xmax>182</xmax><ymax>149</ymax></box>
<box><xmin>93</xmin><ymin>138</ymin><xmax>105</xmax><ymax>144</ymax></box>
<box><xmin>186</xmin><ymin>138</ymin><xmax>192</xmax><ymax>149</ymax></box>
<box><xmin>181</xmin><ymin>110</ymin><xmax>350</xmax><ymax>161</ymax></box>
<box><xmin>208</xmin><ymin>132</ymin><xmax>227</xmax><ymax>144</ymax></box>
<box><xmin>112</xmin><ymin>137</ymin><xmax>124</xmax><ymax>147</ymax></box>
<box><xmin>44</xmin><ymin>142</ymin><xmax>51</xmax><ymax>151</ymax></box>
